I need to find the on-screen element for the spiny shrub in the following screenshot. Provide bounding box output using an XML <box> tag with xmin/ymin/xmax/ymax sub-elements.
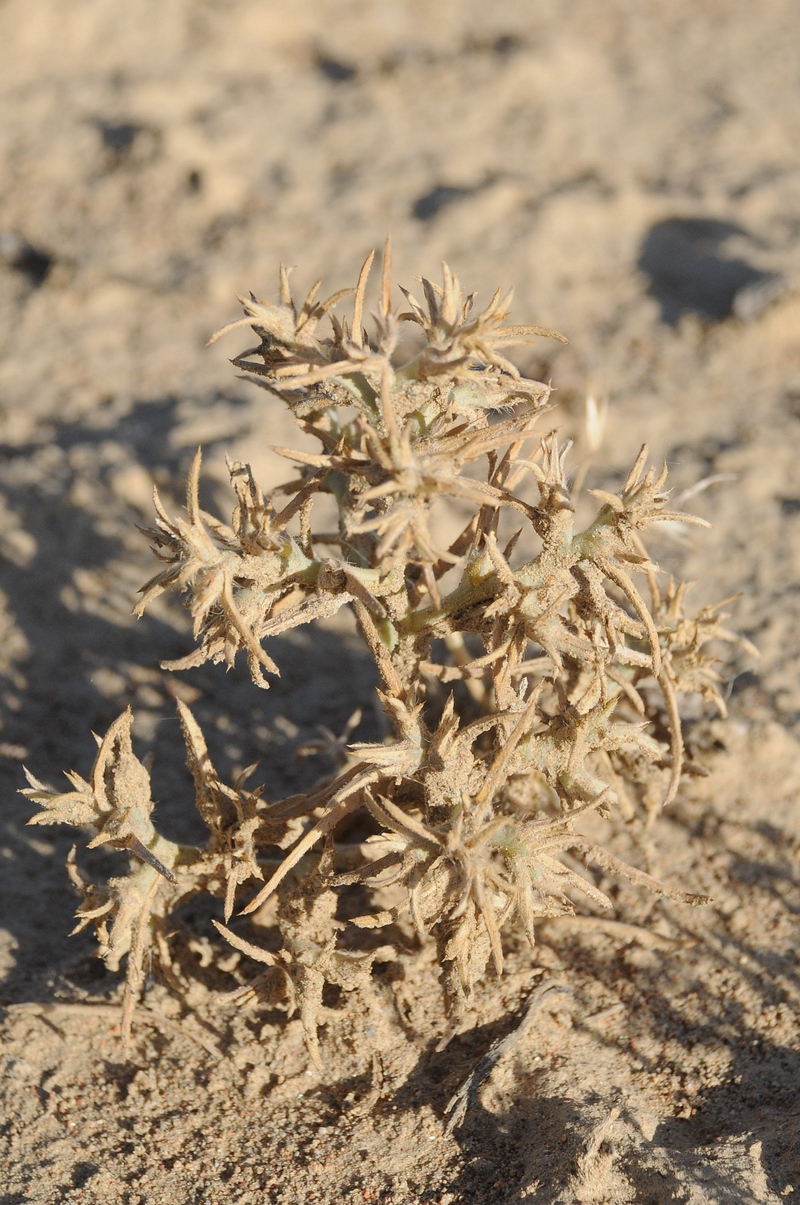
<box><xmin>23</xmin><ymin>242</ymin><xmax>752</xmax><ymax>1065</ymax></box>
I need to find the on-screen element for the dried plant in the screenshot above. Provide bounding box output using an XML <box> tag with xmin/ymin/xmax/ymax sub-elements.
<box><xmin>22</xmin><ymin>242</ymin><xmax>754</xmax><ymax>1061</ymax></box>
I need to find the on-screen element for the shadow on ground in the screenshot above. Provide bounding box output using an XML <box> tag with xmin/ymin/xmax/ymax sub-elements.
<box><xmin>0</xmin><ymin>391</ymin><xmax>379</xmax><ymax>1005</ymax></box>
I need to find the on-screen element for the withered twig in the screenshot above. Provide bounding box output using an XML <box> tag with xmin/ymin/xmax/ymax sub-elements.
<box><xmin>444</xmin><ymin>980</ymin><xmax>571</xmax><ymax>1134</ymax></box>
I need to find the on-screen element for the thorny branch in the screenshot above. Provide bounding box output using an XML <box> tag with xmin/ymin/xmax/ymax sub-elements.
<box><xmin>23</xmin><ymin>242</ymin><xmax>754</xmax><ymax>1063</ymax></box>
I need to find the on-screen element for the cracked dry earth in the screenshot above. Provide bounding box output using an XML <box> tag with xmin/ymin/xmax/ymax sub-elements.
<box><xmin>2</xmin><ymin>1</ymin><xmax>800</xmax><ymax>1202</ymax></box>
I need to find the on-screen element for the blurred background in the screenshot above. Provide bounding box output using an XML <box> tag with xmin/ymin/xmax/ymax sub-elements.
<box><xmin>2</xmin><ymin>0</ymin><xmax>797</xmax><ymax>419</ymax></box>
<box><xmin>1</xmin><ymin>3</ymin><xmax>800</xmax><ymax>1199</ymax></box>
<box><xmin>1</xmin><ymin>0</ymin><xmax>799</xmax><ymax>917</ymax></box>
<box><xmin>1</xmin><ymin>0</ymin><xmax>798</xmax><ymax>768</ymax></box>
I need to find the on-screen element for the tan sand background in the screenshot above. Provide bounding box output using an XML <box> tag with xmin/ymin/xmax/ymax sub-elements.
<box><xmin>1</xmin><ymin>1</ymin><xmax>800</xmax><ymax>1200</ymax></box>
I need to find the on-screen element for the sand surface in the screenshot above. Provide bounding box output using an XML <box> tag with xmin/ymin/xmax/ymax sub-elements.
<box><xmin>1</xmin><ymin>2</ymin><xmax>800</xmax><ymax>1201</ymax></box>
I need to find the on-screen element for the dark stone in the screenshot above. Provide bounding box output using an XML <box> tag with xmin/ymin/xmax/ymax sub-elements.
<box><xmin>637</xmin><ymin>217</ymin><xmax>784</xmax><ymax>324</ymax></box>
<box><xmin>412</xmin><ymin>184</ymin><xmax>475</xmax><ymax>222</ymax></box>
<box><xmin>97</xmin><ymin>120</ymin><xmax>145</xmax><ymax>155</ymax></box>
<box><xmin>316</xmin><ymin>55</ymin><xmax>357</xmax><ymax>83</ymax></box>
<box><xmin>92</xmin><ymin>119</ymin><xmax>161</xmax><ymax>167</ymax></box>
<box><xmin>0</xmin><ymin>233</ymin><xmax>54</xmax><ymax>287</ymax></box>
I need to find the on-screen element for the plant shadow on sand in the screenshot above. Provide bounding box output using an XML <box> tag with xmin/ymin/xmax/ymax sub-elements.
<box><xmin>0</xmin><ymin>391</ymin><xmax>379</xmax><ymax>1004</ymax></box>
<box><xmin>1</xmin><ymin>396</ymin><xmax>799</xmax><ymax>1203</ymax></box>
<box><xmin>422</xmin><ymin>857</ymin><xmax>800</xmax><ymax>1201</ymax></box>
<box><xmin>344</xmin><ymin>795</ymin><xmax>800</xmax><ymax>1203</ymax></box>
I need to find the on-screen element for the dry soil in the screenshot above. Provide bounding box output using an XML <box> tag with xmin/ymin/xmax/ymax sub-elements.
<box><xmin>1</xmin><ymin>2</ymin><xmax>800</xmax><ymax>1202</ymax></box>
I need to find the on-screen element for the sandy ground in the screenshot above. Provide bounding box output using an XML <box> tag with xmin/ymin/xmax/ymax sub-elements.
<box><xmin>1</xmin><ymin>1</ymin><xmax>800</xmax><ymax>1201</ymax></box>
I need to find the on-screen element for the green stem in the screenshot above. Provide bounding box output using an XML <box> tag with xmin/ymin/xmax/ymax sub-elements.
<box><xmin>402</xmin><ymin>569</ymin><xmax>500</xmax><ymax>635</ymax></box>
